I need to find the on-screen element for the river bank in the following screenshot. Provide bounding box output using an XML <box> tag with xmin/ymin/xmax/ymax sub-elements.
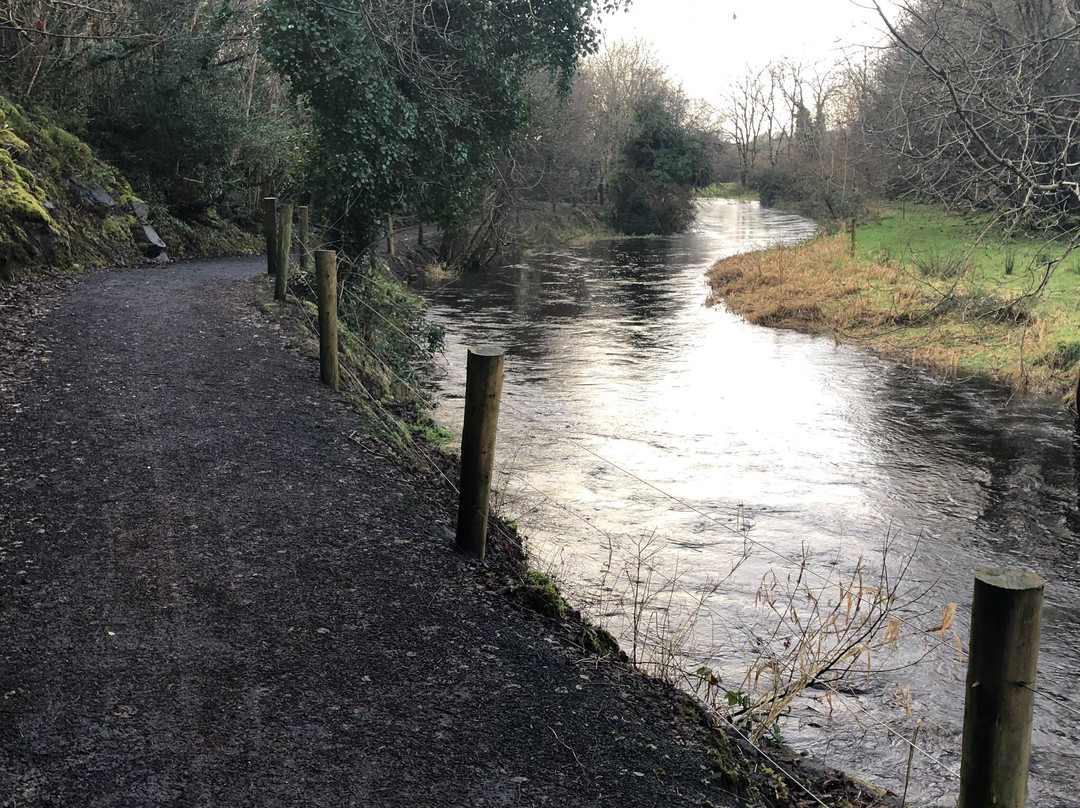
<box><xmin>257</xmin><ymin>241</ymin><xmax>902</xmax><ymax>807</ymax></box>
<box><xmin>419</xmin><ymin>199</ymin><xmax>1078</xmax><ymax>806</ymax></box>
<box><xmin>707</xmin><ymin>204</ymin><xmax>1080</xmax><ymax>401</ymax></box>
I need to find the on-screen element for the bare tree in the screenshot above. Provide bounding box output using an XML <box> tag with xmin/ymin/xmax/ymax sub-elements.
<box><xmin>868</xmin><ymin>0</ymin><xmax>1080</xmax><ymax>237</ymax></box>
<box><xmin>723</xmin><ymin>67</ymin><xmax>770</xmax><ymax>186</ymax></box>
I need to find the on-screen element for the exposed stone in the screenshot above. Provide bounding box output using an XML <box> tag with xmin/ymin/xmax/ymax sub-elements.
<box><xmin>67</xmin><ymin>177</ymin><xmax>115</xmax><ymax>210</ymax></box>
<box><xmin>131</xmin><ymin>222</ymin><xmax>168</xmax><ymax>262</ymax></box>
<box><xmin>133</xmin><ymin>223</ymin><xmax>166</xmax><ymax>251</ymax></box>
<box><xmin>129</xmin><ymin>199</ymin><xmax>150</xmax><ymax>222</ymax></box>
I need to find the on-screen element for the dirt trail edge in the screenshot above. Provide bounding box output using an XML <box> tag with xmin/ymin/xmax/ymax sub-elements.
<box><xmin>0</xmin><ymin>257</ymin><xmax>736</xmax><ymax>807</ymax></box>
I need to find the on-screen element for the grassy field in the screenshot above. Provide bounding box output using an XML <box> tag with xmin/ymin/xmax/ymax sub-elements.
<box><xmin>707</xmin><ymin>203</ymin><xmax>1080</xmax><ymax>400</ymax></box>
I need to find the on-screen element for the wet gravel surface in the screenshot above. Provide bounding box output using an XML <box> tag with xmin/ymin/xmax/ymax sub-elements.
<box><xmin>0</xmin><ymin>257</ymin><xmax>734</xmax><ymax>807</ymax></box>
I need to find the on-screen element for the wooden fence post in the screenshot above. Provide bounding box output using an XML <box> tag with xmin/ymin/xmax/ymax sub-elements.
<box><xmin>957</xmin><ymin>567</ymin><xmax>1043</xmax><ymax>808</ymax></box>
<box><xmin>456</xmin><ymin>346</ymin><xmax>505</xmax><ymax>559</ymax></box>
<box><xmin>275</xmin><ymin>203</ymin><xmax>293</xmax><ymax>301</ymax></box>
<box><xmin>263</xmin><ymin>197</ymin><xmax>277</xmax><ymax>276</ymax></box>
<box><xmin>298</xmin><ymin>205</ymin><xmax>311</xmax><ymax>272</ymax></box>
<box><xmin>386</xmin><ymin>214</ymin><xmax>395</xmax><ymax>257</ymax></box>
<box><xmin>850</xmin><ymin>218</ymin><xmax>857</xmax><ymax>258</ymax></box>
<box><xmin>314</xmin><ymin>250</ymin><xmax>340</xmax><ymax>391</ymax></box>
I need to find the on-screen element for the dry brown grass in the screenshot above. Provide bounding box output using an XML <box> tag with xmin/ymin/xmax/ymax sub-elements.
<box><xmin>707</xmin><ymin>233</ymin><xmax>1079</xmax><ymax>399</ymax></box>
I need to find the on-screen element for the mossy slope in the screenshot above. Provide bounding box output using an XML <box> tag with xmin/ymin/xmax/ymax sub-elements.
<box><xmin>0</xmin><ymin>95</ymin><xmax>149</xmax><ymax>281</ymax></box>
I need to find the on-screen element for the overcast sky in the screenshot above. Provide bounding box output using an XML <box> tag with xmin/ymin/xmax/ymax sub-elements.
<box><xmin>599</xmin><ymin>0</ymin><xmax>897</xmax><ymax>108</ymax></box>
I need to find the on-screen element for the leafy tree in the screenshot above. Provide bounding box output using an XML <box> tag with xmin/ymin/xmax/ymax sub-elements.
<box><xmin>610</xmin><ymin>101</ymin><xmax>711</xmax><ymax>235</ymax></box>
<box><xmin>259</xmin><ymin>0</ymin><xmax>619</xmax><ymax>252</ymax></box>
<box><xmin>0</xmin><ymin>0</ymin><xmax>304</xmax><ymax>217</ymax></box>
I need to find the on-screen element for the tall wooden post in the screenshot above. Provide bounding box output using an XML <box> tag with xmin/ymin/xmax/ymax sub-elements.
<box><xmin>275</xmin><ymin>203</ymin><xmax>293</xmax><ymax>302</ymax></box>
<box><xmin>849</xmin><ymin>218</ymin><xmax>857</xmax><ymax>258</ymax></box>
<box><xmin>417</xmin><ymin>221</ymin><xmax>424</xmax><ymax>247</ymax></box>
<box><xmin>456</xmin><ymin>346</ymin><xmax>505</xmax><ymax>559</ymax></box>
<box><xmin>298</xmin><ymin>205</ymin><xmax>311</xmax><ymax>272</ymax></box>
<box><xmin>957</xmin><ymin>568</ymin><xmax>1043</xmax><ymax>808</ymax></box>
<box><xmin>314</xmin><ymin>250</ymin><xmax>340</xmax><ymax>391</ymax></box>
<box><xmin>263</xmin><ymin>197</ymin><xmax>277</xmax><ymax>276</ymax></box>
<box><xmin>386</xmin><ymin>215</ymin><xmax>395</xmax><ymax>257</ymax></box>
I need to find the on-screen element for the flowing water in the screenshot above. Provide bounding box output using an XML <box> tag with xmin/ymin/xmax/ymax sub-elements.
<box><xmin>421</xmin><ymin>199</ymin><xmax>1079</xmax><ymax>806</ymax></box>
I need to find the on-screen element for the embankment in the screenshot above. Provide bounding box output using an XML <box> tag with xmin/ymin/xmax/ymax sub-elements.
<box><xmin>0</xmin><ymin>95</ymin><xmax>256</xmax><ymax>283</ymax></box>
<box><xmin>707</xmin><ymin>207</ymin><xmax>1080</xmax><ymax>400</ymax></box>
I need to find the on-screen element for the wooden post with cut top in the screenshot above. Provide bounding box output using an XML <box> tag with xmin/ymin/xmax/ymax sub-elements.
<box><xmin>314</xmin><ymin>250</ymin><xmax>340</xmax><ymax>391</ymax></box>
<box><xmin>263</xmin><ymin>197</ymin><xmax>277</xmax><ymax>276</ymax></box>
<box><xmin>957</xmin><ymin>567</ymin><xmax>1043</xmax><ymax>808</ymax></box>
<box><xmin>274</xmin><ymin>203</ymin><xmax>293</xmax><ymax>301</ymax></box>
<box><xmin>298</xmin><ymin>205</ymin><xmax>311</xmax><ymax>272</ymax></box>
<box><xmin>456</xmin><ymin>346</ymin><xmax>505</xmax><ymax>559</ymax></box>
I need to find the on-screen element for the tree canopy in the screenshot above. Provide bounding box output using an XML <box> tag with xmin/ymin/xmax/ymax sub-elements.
<box><xmin>611</xmin><ymin>100</ymin><xmax>711</xmax><ymax>235</ymax></box>
<box><xmin>259</xmin><ymin>0</ymin><xmax>619</xmax><ymax>250</ymax></box>
<box><xmin>868</xmin><ymin>0</ymin><xmax>1080</xmax><ymax>233</ymax></box>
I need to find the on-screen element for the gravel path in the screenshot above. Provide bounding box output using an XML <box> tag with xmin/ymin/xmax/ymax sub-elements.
<box><xmin>0</xmin><ymin>257</ymin><xmax>734</xmax><ymax>807</ymax></box>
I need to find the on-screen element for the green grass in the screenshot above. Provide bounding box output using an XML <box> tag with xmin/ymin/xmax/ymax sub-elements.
<box><xmin>709</xmin><ymin>202</ymin><xmax>1080</xmax><ymax>398</ymax></box>
<box><xmin>860</xmin><ymin>203</ymin><xmax>1077</xmax><ymax>286</ymax></box>
<box><xmin>857</xmin><ymin>205</ymin><xmax>1080</xmax><ymax>370</ymax></box>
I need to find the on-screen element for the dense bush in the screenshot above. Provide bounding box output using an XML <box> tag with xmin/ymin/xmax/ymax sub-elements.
<box><xmin>610</xmin><ymin>102</ymin><xmax>711</xmax><ymax>235</ymax></box>
<box><xmin>1</xmin><ymin>0</ymin><xmax>306</xmax><ymax>220</ymax></box>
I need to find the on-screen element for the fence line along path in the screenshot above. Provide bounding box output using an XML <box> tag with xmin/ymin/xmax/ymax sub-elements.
<box><xmin>0</xmin><ymin>255</ymin><xmax>759</xmax><ymax>808</ymax></box>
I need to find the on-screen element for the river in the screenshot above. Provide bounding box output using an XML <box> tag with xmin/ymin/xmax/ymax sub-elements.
<box><xmin>420</xmin><ymin>199</ymin><xmax>1078</xmax><ymax>806</ymax></box>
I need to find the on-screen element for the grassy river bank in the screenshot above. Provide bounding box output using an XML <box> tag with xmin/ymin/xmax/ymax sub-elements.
<box><xmin>708</xmin><ymin>204</ymin><xmax>1080</xmax><ymax>401</ymax></box>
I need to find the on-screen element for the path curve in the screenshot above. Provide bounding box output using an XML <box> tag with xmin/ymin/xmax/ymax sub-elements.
<box><xmin>0</xmin><ymin>257</ymin><xmax>728</xmax><ymax>807</ymax></box>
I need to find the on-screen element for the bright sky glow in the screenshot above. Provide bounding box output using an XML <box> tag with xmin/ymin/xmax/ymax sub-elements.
<box><xmin>599</xmin><ymin>0</ymin><xmax>897</xmax><ymax>108</ymax></box>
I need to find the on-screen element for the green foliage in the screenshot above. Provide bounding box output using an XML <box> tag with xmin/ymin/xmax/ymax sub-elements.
<box><xmin>1</xmin><ymin>1</ymin><xmax>306</xmax><ymax>223</ymax></box>
<box><xmin>517</xmin><ymin>569</ymin><xmax>569</xmax><ymax>618</ymax></box>
<box><xmin>610</xmin><ymin>102</ymin><xmax>711</xmax><ymax>235</ymax></box>
<box><xmin>0</xmin><ymin>150</ymin><xmax>52</xmax><ymax>225</ymax></box>
<box><xmin>912</xmin><ymin>250</ymin><xmax>968</xmax><ymax>280</ymax></box>
<box><xmin>582</xmin><ymin>626</ymin><xmax>621</xmax><ymax>657</ymax></box>
<box><xmin>259</xmin><ymin>0</ymin><xmax>607</xmax><ymax>251</ymax></box>
<box><xmin>287</xmin><ymin>252</ymin><xmax>443</xmax><ymax>398</ymax></box>
<box><xmin>82</xmin><ymin>4</ymin><xmax>304</xmax><ymax>216</ymax></box>
<box><xmin>0</xmin><ymin>94</ymin><xmax>145</xmax><ymax>281</ymax></box>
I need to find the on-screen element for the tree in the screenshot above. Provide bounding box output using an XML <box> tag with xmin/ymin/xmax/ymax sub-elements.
<box><xmin>0</xmin><ymin>0</ymin><xmax>304</xmax><ymax>216</ymax></box>
<box><xmin>868</xmin><ymin>0</ymin><xmax>1080</xmax><ymax>234</ymax></box>
<box><xmin>258</xmin><ymin>0</ymin><xmax>619</xmax><ymax>252</ymax></box>
<box><xmin>610</xmin><ymin>99</ymin><xmax>711</xmax><ymax>235</ymax></box>
<box><xmin>720</xmin><ymin>57</ymin><xmax>872</xmax><ymax>221</ymax></box>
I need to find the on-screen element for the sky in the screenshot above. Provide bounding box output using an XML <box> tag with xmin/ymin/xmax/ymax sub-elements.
<box><xmin>599</xmin><ymin>0</ymin><xmax>898</xmax><ymax>108</ymax></box>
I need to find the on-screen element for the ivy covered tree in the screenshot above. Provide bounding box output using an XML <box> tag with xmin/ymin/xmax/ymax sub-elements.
<box><xmin>610</xmin><ymin>101</ymin><xmax>712</xmax><ymax>235</ymax></box>
<box><xmin>259</xmin><ymin>0</ymin><xmax>621</xmax><ymax>252</ymax></box>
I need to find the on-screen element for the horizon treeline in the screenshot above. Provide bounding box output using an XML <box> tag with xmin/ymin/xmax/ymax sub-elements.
<box><xmin>4</xmin><ymin>0</ymin><xmax>1078</xmax><ymax>259</ymax></box>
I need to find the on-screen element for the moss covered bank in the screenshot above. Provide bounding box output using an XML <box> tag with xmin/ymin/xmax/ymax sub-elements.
<box><xmin>0</xmin><ymin>95</ymin><xmax>256</xmax><ymax>283</ymax></box>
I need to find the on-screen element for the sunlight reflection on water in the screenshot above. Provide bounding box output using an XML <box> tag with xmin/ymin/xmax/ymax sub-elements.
<box><xmin>423</xmin><ymin>200</ymin><xmax>1078</xmax><ymax>806</ymax></box>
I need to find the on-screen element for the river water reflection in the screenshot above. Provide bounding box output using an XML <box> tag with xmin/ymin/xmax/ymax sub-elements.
<box><xmin>422</xmin><ymin>200</ymin><xmax>1078</xmax><ymax>806</ymax></box>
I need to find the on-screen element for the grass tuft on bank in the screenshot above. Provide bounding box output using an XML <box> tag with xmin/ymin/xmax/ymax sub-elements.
<box><xmin>708</xmin><ymin>204</ymin><xmax>1080</xmax><ymax>399</ymax></box>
